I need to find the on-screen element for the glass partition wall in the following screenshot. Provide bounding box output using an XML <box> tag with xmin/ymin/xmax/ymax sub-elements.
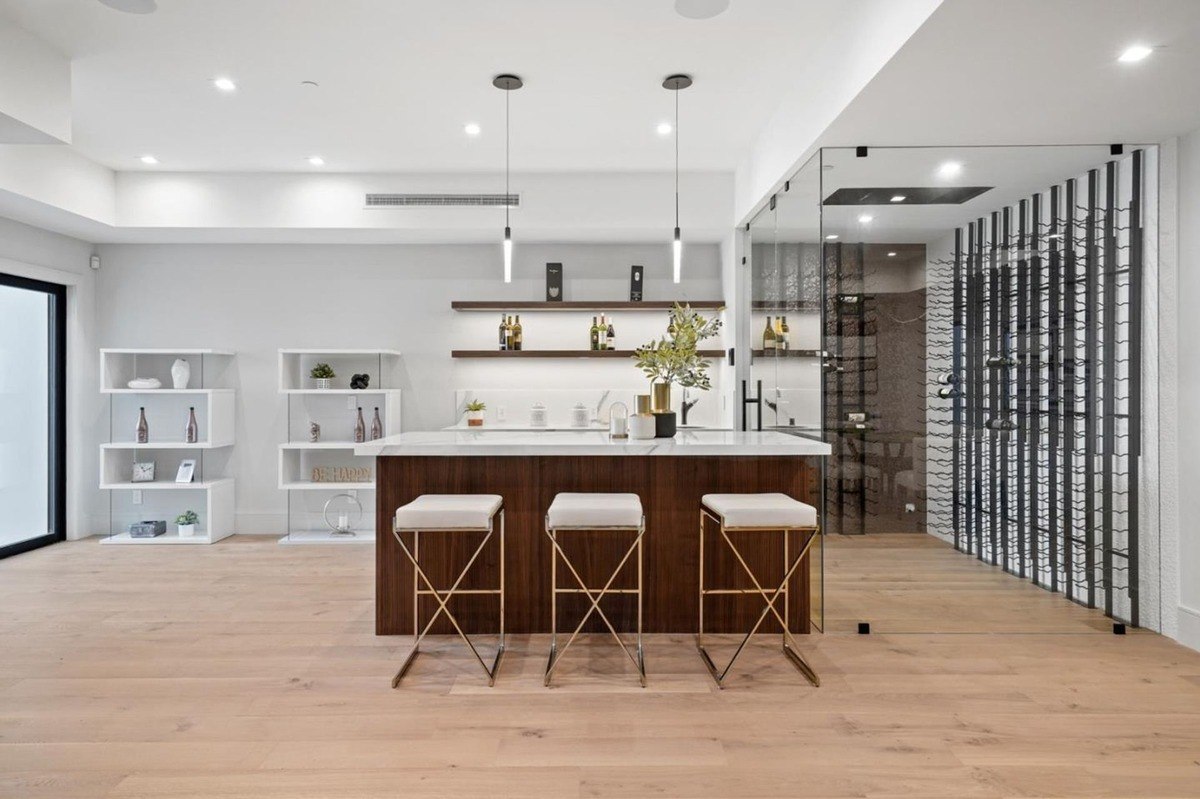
<box><xmin>743</xmin><ymin>144</ymin><xmax>1162</xmax><ymax>634</ymax></box>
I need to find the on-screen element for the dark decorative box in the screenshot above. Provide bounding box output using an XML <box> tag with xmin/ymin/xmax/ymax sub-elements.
<box><xmin>129</xmin><ymin>520</ymin><xmax>167</xmax><ymax>538</ymax></box>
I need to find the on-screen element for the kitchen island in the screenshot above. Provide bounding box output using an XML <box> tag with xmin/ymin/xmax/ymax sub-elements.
<box><xmin>357</xmin><ymin>430</ymin><xmax>831</xmax><ymax>635</ymax></box>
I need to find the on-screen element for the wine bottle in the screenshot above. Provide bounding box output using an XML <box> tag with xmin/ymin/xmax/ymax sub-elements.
<box><xmin>937</xmin><ymin>386</ymin><xmax>962</xmax><ymax>399</ymax></box>
<box><xmin>590</xmin><ymin>316</ymin><xmax>600</xmax><ymax>351</ymax></box>
<box><xmin>667</xmin><ymin>313</ymin><xmax>676</xmax><ymax>338</ymax></box>
<box><xmin>498</xmin><ymin>313</ymin><xmax>508</xmax><ymax>351</ymax></box>
<box><xmin>606</xmin><ymin>317</ymin><xmax>616</xmax><ymax>350</ymax></box>
<box><xmin>598</xmin><ymin>314</ymin><xmax>608</xmax><ymax>350</ymax></box>
<box><xmin>505</xmin><ymin>316</ymin><xmax>515</xmax><ymax>351</ymax></box>
<box><xmin>763</xmin><ymin>316</ymin><xmax>776</xmax><ymax>351</ymax></box>
<box><xmin>370</xmin><ymin>407</ymin><xmax>383</xmax><ymax>440</ymax></box>
<box><xmin>512</xmin><ymin>315</ymin><xmax>523</xmax><ymax>351</ymax></box>
<box><xmin>185</xmin><ymin>406</ymin><xmax>198</xmax><ymax>444</ymax></box>
<box><xmin>354</xmin><ymin>407</ymin><xmax>366</xmax><ymax>443</ymax></box>
<box><xmin>780</xmin><ymin>316</ymin><xmax>790</xmax><ymax>351</ymax></box>
<box><xmin>936</xmin><ymin>372</ymin><xmax>961</xmax><ymax>385</ymax></box>
<box><xmin>136</xmin><ymin>406</ymin><xmax>149</xmax><ymax>444</ymax></box>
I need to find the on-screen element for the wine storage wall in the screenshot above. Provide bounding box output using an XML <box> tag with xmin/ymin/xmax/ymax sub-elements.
<box><xmin>927</xmin><ymin>150</ymin><xmax>1144</xmax><ymax>625</ymax></box>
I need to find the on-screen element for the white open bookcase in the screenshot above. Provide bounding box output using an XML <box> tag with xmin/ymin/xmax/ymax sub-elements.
<box><xmin>278</xmin><ymin>349</ymin><xmax>401</xmax><ymax>544</ymax></box>
<box><xmin>99</xmin><ymin>349</ymin><xmax>236</xmax><ymax>544</ymax></box>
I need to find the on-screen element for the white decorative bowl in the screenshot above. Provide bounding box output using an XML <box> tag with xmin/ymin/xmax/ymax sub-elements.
<box><xmin>127</xmin><ymin>378</ymin><xmax>162</xmax><ymax>390</ymax></box>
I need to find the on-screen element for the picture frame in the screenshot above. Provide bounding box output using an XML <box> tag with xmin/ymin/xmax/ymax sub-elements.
<box><xmin>175</xmin><ymin>459</ymin><xmax>196</xmax><ymax>484</ymax></box>
<box><xmin>131</xmin><ymin>461</ymin><xmax>155</xmax><ymax>483</ymax></box>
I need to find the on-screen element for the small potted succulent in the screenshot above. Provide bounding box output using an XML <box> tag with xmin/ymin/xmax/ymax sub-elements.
<box><xmin>465</xmin><ymin>399</ymin><xmax>486</xmax><ymax>427</ymax></box>
<box><xmin>175</xmin><ymin>509</ymin><xmax>199</xmax><ymax>538</ymax></box>
<box><xmin>310</xmin><ymin>362</ymin><xmax>335</xmax><ymax>390</ymax></box>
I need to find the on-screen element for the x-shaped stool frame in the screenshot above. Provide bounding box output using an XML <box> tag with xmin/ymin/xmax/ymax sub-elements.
<box><xmin>391</xmin><ymin>508</ymin><xmax>505</xmax><ymax>688</ymax></box>
<box><xmin>544</xmin><ymin>516</ymin><xmax>646</xmax><ymax>687</ymax></box>
<box><xmin>697</xmin><ymin>505</ymin><xmax>820</xmax><ymax>688</ymax></box>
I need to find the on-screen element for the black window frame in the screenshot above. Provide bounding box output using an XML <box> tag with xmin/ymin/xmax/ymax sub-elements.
<box><xmin>0</xmin><ymin>271</ymin><xmax>67</xmax><ymax>559</ymax></box>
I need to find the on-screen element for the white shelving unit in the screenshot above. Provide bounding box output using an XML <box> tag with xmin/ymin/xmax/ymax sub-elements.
<box><xmin>278</xmin><ymin>348</ymin><xmax>401</xmax><ymax>544</ymax></box>
<box><xmin>98</xmin><ymin>349</ymin><xmax>236</xmax><ymax>545</ymax></box>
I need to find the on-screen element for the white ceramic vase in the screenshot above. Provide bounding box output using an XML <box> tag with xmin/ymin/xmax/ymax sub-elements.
<box><xmin>170</xmin><ymin>358</ymin><xmax>190</xmax><ymax>390</ymax></box>
<box><xmin>177</xmin><ymin>523</ymin><xmax>196</xmax><ymax>538</ymax></box>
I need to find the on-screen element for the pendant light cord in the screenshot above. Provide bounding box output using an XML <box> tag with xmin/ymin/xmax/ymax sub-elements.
<box><xmin>674</xmin><ymin>87</ymin><xmax>679</xmax><ymax>227</ymax></box>
<box><xmin>505</xmin><ymin>88</ymin><xmax>510</xmax><ymax>228</ymax></box>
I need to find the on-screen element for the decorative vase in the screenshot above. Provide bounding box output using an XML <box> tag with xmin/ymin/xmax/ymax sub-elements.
<box><xmin>315</xmin><ymin>378</ymin><xmax>332</xmax><ymax>390</ymax></box>
<box><xmin>177</xmin><ymin>523</ymin><xmax>196</xmax><ymax>538</ymax></box>
<box><xmin>170</xmin><ymin>358</ymin><xmax>190</xmax><ymax>390</ymax></box>
<box><xmin>467</xmin><ymin>410</ymin><xmax>484</xmax><ymax>427</ymax></box>
<box><xmin>652</xmin><ymin>382</ymin><xmax>672</xmax><ymax>413</ymax></box>
<box><xmin>654</xmin><ymin>411</ymin><xmax>677</xmax><ymax>438</ymax></box>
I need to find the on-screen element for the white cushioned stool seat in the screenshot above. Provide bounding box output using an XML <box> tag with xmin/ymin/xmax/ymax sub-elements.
<box><xmin>702</xmin><ymin>493</ymin><xmax>817</xmax><ymax>529</ymax></box>
<box><xmin>395</xmin><ymin>494</ymin><xmax>502</xmax><ymax>530</ymax></box>
<box><xmin>547</xmin><ymin>493</ymin><xmax>643</xmax><ymax>529</ymax></box>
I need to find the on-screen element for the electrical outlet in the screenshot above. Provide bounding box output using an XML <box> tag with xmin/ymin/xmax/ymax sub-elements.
<box><xmin>346</xmin><ymin>396</ymin><xmax>357</xmax><ymax>410</ymax></box>
<box><xmin>497</xmin><ymin>405</ymin><xmax>507</xmax><ymax>422</ymax></box>
<box><xmin>132</xmin><ymin>490</ymin><xmax>142</xmax><ymax>505</ymax></box>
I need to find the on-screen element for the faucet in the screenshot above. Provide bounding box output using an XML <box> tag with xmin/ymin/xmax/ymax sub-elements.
<box><xmin>681</xmin><ymin>388</ymin><xmax>699</xmax><ymax>426</ymax></box>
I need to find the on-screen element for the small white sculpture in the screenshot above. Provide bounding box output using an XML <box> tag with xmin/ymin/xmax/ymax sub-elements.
<box><xmin>170</xmin><ymin>358</ymin><xmax>190</xmax><ymax>390</ymax></box>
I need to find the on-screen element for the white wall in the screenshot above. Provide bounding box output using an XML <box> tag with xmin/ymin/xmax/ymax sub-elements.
<box><xmin>1172</xmin><ymin>129</ymin><xmax>1200</xmax><ymax>650</ymax></box>
<box><xmin>94</xmin><ymin>241</ymin><xmax>724</xmax><ymax>534</ymax></box>
<box><xmin>0</xmin><ymin>215</ymin><xmax>100</xmax><ymax>541</ymax></box>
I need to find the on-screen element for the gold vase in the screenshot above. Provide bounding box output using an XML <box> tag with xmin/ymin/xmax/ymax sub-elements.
<box><xmin>651</xmin><ymin>382</ymin><xmax>672</xmax><ymax>413</ymax></box>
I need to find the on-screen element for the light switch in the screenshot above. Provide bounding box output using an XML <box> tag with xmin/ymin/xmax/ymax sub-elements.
<box><xmin>346</xmin><ymin>396</ymin><xmax>357</xmax><ymax>410</ymax></box>
<box><xmin>497</xmin><ymin>405</ymin><xmax>507</xmax><ymax>422</ymax></box>
<box><xmin>133</xmin><ymin>490</ymin><xmax>142</xmax><ymax>505</ymax></box>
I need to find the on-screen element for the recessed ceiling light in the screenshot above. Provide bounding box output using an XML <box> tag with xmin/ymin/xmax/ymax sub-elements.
<box><xmin>464</xmin><ymin>122</ymin><xmax>481</xmax><ymax>137</ymax></box>
<box><xmin>825</xmin><ymin>234</ymin><xmax>839</xmax><ymax>240</ymax></box>
<box><xmin>858</xmin><ymin>214</ymin><xmax>874</xmax><ymax>224</ymax></box>
<box><xmin>656</xmin><ymin>122</ymin><xmax>673</xmax><ymax>136</ymax></box>
<box><xmin>1118</xmin><ymin>44</ymin><xmax>1153</xmax><ymax>63</ymax></box>
<box><xmin>212</xmin><ymin>77</ymin><xmax>237</xmax><ymax>93</ymax></box>
<box><xmin>674</xmin><ymin>0</ymin><xmax>729</xmax><ymax>20</ymax></box>
<box><xmin>890</xmin><ymin>194</ymin><xmax>906</xmax><ymax>202</ymax></box>
<box><xmin>139</xmin><ymin>154</ymin><xmax>158</xmax><ymax>165</ymax></box>
<box><xmin>887</xmin><ymin>251</ymin><xmax>897</xmax><ymax>257</ymax></box>
<box><xmin>98</xmin><ymin>0</ymin><xmax>157</xmax><ymax>13</ymax></box>
<box><xmin>307</xmin><ymin>156</ymin><xmax>325</xmax><ymax>166</ymax></box>
<box><xmin>938</xmin><ymin>161</ymin><xmax>963</xmax><ymax>178</ymax></box>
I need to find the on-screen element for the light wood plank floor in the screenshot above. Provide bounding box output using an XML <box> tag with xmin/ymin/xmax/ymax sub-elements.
<box><xmin>1</xmin><ymin>534</ymin><xmax>1199</xmax><ymax>798</ymax></box>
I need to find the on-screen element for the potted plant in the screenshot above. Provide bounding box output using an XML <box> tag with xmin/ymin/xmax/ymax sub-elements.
<box><xmin>310</xmin><ymin>362</ymin><xmax>335</xmax><ymax>390</ymax></box>
<box><xmin>465</xmin><ymin>399</ymin><xmax>487</xmax><ymax>427</ymax></box>
<box><xmin>633</xmin><ymin>303</ymin><xmax>722</xmax><ymax>433</ymax></box>
<box><xmin>175</xmin><ymin>510</ymin><xmax>199</xmax><ymax>538</ymax></box>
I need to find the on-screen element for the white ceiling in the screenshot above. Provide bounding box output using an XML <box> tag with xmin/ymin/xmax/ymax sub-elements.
<box><xmin>0</xmin><ymin>0</ymin><xmax>856</xmax><ymax>173</ymax></box>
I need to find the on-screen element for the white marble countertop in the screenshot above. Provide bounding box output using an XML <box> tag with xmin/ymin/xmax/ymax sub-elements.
<box><xmin>440</xmin><ymin>422</ymin><xmax>733</xmax><ymax>432</ymax></box>
<box><xmin>356</xmin><ymin>430</ymin><xmax>831</xmax><ymax>457</ymax></box>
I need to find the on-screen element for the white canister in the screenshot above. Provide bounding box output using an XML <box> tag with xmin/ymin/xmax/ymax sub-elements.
<box><xmin>629</xmin><ymin>413</ymin><xmax>657</xmax><ymax>440</ymax></box>
<box><xmin>530</xmin><ymin>402</ymin><xmax>548</xmax><ymax>427</ymax></box>
<box><xmin>571</xmin><ymin>402</ymin><xmax>590</xmax><ymax>428</ymax></box>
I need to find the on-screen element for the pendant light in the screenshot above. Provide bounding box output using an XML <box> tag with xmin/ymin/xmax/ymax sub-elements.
<box><xmin>663</xmin><ymin>74</ymin><xmax>692</xmax><ymax>284</ymax></box>
<box><xmin>493</xmin><ymin>74</ymin><xmax>523</xmax><ymax>282</ymax></box>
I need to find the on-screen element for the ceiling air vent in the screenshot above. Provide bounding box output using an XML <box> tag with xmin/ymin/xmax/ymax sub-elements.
<box><xmin>364</xmin><ymin>193</ymin><xmax>519</xmax><ymax>208</ymax></box>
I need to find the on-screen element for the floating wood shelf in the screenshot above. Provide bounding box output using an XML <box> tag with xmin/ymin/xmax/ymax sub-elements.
<box><xmin>451</xmin><ymin>300</ymin><xmax>725</xmax><ymax>312</ymax></box>
<box><xmin>452</xmin><ymin>349</ymin><xmax>727</xmax><ymax>359</ymax></box>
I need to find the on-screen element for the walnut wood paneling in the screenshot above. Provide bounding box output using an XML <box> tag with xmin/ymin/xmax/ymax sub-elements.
<box><xmin>375</xmin><ymin>455</ymin><xmax>819</xmax><ymax>635</ymax></box>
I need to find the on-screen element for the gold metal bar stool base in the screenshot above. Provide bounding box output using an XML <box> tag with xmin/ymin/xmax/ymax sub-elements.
<box><xmin>697</xmin><ymin>506</ymin><xmax>820</xmax><ymax>689</ymax></box>
<box><xmin>391</xmin><ymin>506</ymin><xmax>505</xmax><ymax>688</ymax></box>
<box><xmin>544</xmin><ymin>517</ymin><xmax>646</xmax><ymax>688</ymax></box>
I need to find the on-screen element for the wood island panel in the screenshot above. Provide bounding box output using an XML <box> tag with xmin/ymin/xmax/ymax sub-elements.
<box><xmin>375</xmin><ymin>455</ymin><xmax>819</xmax><ymax>635</ymax></box>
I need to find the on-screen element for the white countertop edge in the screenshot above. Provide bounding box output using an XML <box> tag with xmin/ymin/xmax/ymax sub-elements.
<box><xmin>355</xmin><ymin>430</ymin><xmax>830</xmax><ymax>457</ymax></box>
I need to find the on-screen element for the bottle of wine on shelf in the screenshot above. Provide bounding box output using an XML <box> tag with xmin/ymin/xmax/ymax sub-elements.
<box><xmin>136</xmin><ymin>406</ymin><xmax>149</xmax><ymax>444</ymax></box>
<box><xmin>667</xmin><ymin>312</ymin><xmax>676</xmax><ymax>339</ymax></box>
<box><xmin>937</xmin><ymin>386</ymin><xmax>962</xmax><ymax>399</ymax></box>
<box><xmin>598</xmin><ymin>314</ymin><xmax>608</xmax><ymax>350</ymax></box>
<box><xmin>590</xmin><ymin>316</ymin><xmax>600</xmax><ymax>351</ymax></box>
<box><xmin>370</xmin><ymin>407</ymin><xmax>383</xmax><ymax>440</ymax></box>
<box><xmin>185</xmin><ymin>406</ymin><xmax>198</xmax><ymax>444</ymax></box>
<box><xmin>354</xmin><ymin>407</ymin><xmax>366</xmax><ymax>444</ymax></box>
<box><xmin>512</xmin><ymin>315</ymin><xmax>523</xmax><ymax>351</ymax></box>
<box><xmin>762</xmin><ymin>316</ymin><xmax>776</xmax><ymax>351</ymax></box>
<box><xmin>780</xmin><ymin>316</ymin><xmax>790</xmax><ymax>351</ymax></box>
<box><xmin>606</xmin><ymin>316</ymin><xmax>616</xmax><ymax>350</ymax></box>
<box><xmin>498</xmin><ymin>313</ymin><xmax>508</xmax><ymax>351</ymax></box>
<box><xmin>505</xmin><ymin>316</ymin><xmax>515</xmax><ymax>351</ymax></box>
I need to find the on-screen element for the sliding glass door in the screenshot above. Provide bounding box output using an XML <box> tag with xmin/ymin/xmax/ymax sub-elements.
<box><xmin>0</xmin><ymin>272</ymin><xmax>66</xmax><ymax>558</ymax></box>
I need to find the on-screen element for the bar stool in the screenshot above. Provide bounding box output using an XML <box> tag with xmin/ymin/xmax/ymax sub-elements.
<box><xmin>544</xmin><ymin>492</ymin><xmax>646</xmax><ymax>687</ymax></box>
<box><xmin>698</xmin><ymin>492</ymin><xmax>820</xmax><ymax>688</ymax></box>
<box><xmin>391</xmin><ymin>494</ymin><xmax>505</xmax><ymax>688</ymax></box>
